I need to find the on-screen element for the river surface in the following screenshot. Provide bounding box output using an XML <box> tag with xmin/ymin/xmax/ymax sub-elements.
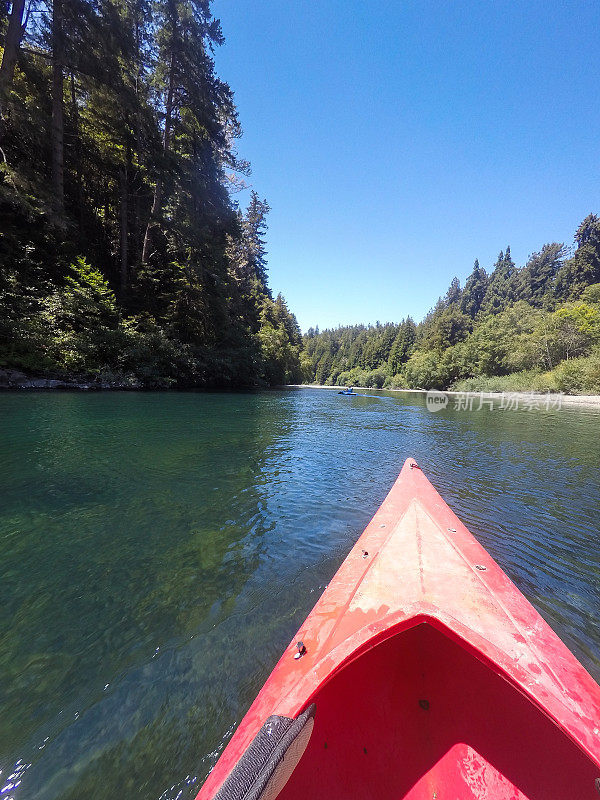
<box><xmin>1</xmin><ymin>388</ymin><xmax>599</xmax><ymax>799</ymax></box>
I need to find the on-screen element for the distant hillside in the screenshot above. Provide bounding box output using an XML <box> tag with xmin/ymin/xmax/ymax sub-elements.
<box><xmin>301</xmin><ymin>214</ymin><xmax>600</xmax><ymax>395</ymax></box>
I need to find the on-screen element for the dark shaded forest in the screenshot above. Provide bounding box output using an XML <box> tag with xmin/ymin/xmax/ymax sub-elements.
<box><xmin>0</xmin><ymin>0</ymin><xmax>302</xmax><ymax>387</ymax></box>
<box><xmin>2</xmin><ymin>3</ymin><xmax>600</xmax><ymax>394</ymax></box>
<box><xmin>303</xmin><ymin>215</ymin><xmax>600</xmax><ymax>394</ymax></box>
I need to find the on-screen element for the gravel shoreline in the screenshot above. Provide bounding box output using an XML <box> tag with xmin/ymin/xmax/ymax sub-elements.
<box><xmin>289</xmin><ymin>384</ymin><xmax>600</xmax><ymax>408</ymax></box>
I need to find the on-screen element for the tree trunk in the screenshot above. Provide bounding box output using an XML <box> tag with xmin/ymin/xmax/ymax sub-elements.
<box><xmin>51</xmin><ymin>0</ymin><xmax>65</xmax><ymax>212</ymax></box>
<box><xmin>120</xmin><ymin>163</ymin><xmax>128</xmax><ymax>296</ymax></box>
<box><xmin>0</xmin><ymin>0</ymin><xmax>27</xmax><ymax>115</ymax></box>
<box><xmin>70</xmin><ymin>71</ymin><xmax>84</xmax><ymax>227</ymax></box>
<box><xmin>141</xmin><ymin>50</ymin><xmax>175</xmax><ymax>264</ymax></box>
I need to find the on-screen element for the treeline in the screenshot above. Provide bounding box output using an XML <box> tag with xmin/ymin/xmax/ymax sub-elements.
<box><xmin>303</xmin><ymin>214</ymin><xmax>600</xmax><ymax>394</ymax></box>
<box><xmin>0</xmin><ymin>0</ymin><xmax>302</xmax><ymax>386</ymax></box>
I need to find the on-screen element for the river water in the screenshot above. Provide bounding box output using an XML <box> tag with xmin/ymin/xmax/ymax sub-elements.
<box><xmin>1</xmin><ymin>388</ymin><xmax>599</xmax><ymax>799</ymax></box>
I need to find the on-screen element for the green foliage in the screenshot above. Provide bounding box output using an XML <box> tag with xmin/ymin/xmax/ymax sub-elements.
<box><xmin>404</xmin><ymin>351</ymin><xmax>447</xmax><ymax>389</ymax></box>
<box><xmin>0</xmin><ymin>0</ymin><xmax>297</xmax><ymax>388</ymax></box>
<box><xmin>515</xmin><ymin>243</ymin><xmax>565</xmax><ymax>307</ymax></box>
<box><xmin>582</xmin><ymin>283</ymin><xmax>600</xmax><ymax>304</ymax></box>
<box><xmin>420</xmin><ymin>306</ymin><xmax>472</xmax><ymax>351</ymax></box>
<box><xmin>480</xmin><ymin>247</ymin><xmax>517</xmax><ymax>314</ymax></box>
<box><xmin>334</xmin><ymin>367</ymin><xmax>386</xmax><ymax>388</ymax></box>
<box><xmin>452</xmin><ymin>370</ymin><xmax>558</xmax><ymax>394</ymax></box>
<box><xmin>384</xmin><ymin>373</ymin><xmax>409</xmax><ymax>389</ymax></box>
<box><xmin>555</xmin><ymin>214</ymin><xmax>600</xmax><ymax>299</ymax></box>
<box><xmin>452</xmin><ymin>354</ymin><xmax>600</xmax><ymax>396</ymax></box>
<box><xmin>40</xmin><ymin>257</ymin><xmax>122</xmax><ymax>373</ymax></box>
<box><xmin>552</xmin><ymin>352</ymin><xmax>600</xmax><ymax>394</ymax></box>
<box><xmin>302</xmin><ymin>215</ymin><xmax>600</xmax><ymax>396</ymax></box>
<box><xmin>460</xmin><ymin>259</ymin><xmax>488</xmax><ymax>318</ymax></box>
<box><xmin>257</xmin><ymin>295</ymin><xmax>303</xmax><ymax>385</ymax></box>
<box><xmin>388</xmin><ymin>318</ymin><xmax>416</xmax><ymax>373</ymax></box>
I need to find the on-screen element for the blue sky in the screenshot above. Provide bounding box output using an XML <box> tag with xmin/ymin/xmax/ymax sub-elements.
<box><xmin>212</xmin><ymin>0</ymin><xmax>600</xmax><ymax>332</ymax></box>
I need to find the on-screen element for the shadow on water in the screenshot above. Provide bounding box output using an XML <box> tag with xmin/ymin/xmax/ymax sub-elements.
<box><xmin>0</xmin><ymin>388</ymin><xmax>599</xmax><ymax>799</ymax></box>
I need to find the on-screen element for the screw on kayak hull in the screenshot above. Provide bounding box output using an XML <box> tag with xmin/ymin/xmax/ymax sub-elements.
<box><xmin>447</xmin><ymin>528</ymin><xmax>456</xmax><ymax>532</ymax></box>
<box><xmin>294</xmin><ymin>641</ymin><xmax>306</xmax><ymax>660</ymax></box>
<box><xmin>419</xmin><ymin>699</ymin><xmax>430</xmax><ymax>710</ymax></box>
<box><xmin>362</xmin><ymin>550</ymin><xmax>369</xmax><ymax>558</ymax></box>
<box><xmin>475</xmin><ymin>564</ymin><xmax>487</xmax><ymax>571</ymax></box>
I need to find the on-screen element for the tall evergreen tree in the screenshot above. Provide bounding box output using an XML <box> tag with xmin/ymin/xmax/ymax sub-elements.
<box><xmin>388</xmin><ymin>317</ymin><xmax>416</xmax><ymax>373</ymax></box>
<box><xmin>0</xmin><ymin>0</ymin><xmax>301</xmax><ymax>386</ymax></box>
<box><xmin>515</xmin><ymin>243</ymin><xmax>565</xmax><ymax>306</ymax></box>
<box><xmin>555</xmin><ymin>214</ymin><xmax>600</xmax><ymax>299</ymax></box>
<box><xmin>481</xmin><ymin>248</ymin><xmax>516</xmax><ymax>314</ymax></box>
<box><xmin>444</xmin><ymin>276</ymin><xmax>462</xmax><ymax>306</ymax></box>
<box><xmin>460</xmin><ymin>259</ymin><xmax>488</xmax><ymax>318</ymax></box>
<box><xmin>0</xmin><ymin>0</ymin><xmax>27</xmax><ymax>115</ymax></box>
<box><xmin>243</xmin><ymin>191</ymin><xmax>271</xmax><ymax>289</ymax></box>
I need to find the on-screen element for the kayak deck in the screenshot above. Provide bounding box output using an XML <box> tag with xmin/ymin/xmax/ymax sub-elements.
<box><xmin>198</xmin><ymin>459</ymin><xmax>600</xmax><ymax>800</ymax></box>
<box><xmin>279</xmin><ymin>620</ymin><xmax>596</xmax><ymax>799</ymax></box>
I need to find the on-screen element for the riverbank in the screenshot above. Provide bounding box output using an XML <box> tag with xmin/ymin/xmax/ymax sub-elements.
<box><xmin>291</xmin><ymin>384</ymin><xmax>600</xmax><ymax>408</ymax></box>
<box><xmin>0</xmin><ymin>368</ymin><xmax>143</xmax><ymax>391</ymax></box>
<box><xmin>4</xmin><ymin>370</ymin><xmax>600</xmax><ymax>408</ymax></box>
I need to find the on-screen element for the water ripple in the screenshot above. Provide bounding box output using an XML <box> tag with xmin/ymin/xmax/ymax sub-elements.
<box><xmin>0</xmin><ymin>389</ymin><xmax>598</xmax><ymax>800</ymax></box>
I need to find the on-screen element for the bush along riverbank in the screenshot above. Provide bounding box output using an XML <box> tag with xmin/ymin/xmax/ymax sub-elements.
<box><xmin>302</xmin><ymin>216</ymin><xmax>600</xmax><ymax>395</ymax></box>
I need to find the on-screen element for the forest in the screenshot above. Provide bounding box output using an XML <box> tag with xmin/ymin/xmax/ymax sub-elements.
<box><xmin>0</xmin><ymin>0</ymin><xmax>303</xmax><ymax>387</ymax></box>
<box><xmin>302</xmin><ymin>214</ymin><xmax>600</xmax><ymax>394</ymax></box>
<box><xmin>2</xmin><ymin>4</ymin><xmax>600</xmax><ymax>394</ymax></box>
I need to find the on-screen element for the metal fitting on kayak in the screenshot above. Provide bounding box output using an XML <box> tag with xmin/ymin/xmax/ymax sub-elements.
<box><xmin>475</xmin><ymin>564</ymin><xmax>487</xmax><ymax>571</ymax></box>
<box><xmin>410</xmin><ymin>462</ymin><xmax>420</xmax><ymax>469</ymax></box>
<box><xmin>362</xmin><ymin>550</ymin><xmax>369</xmax><ymax>558</ymax></box>
<box><xmin>294</xmin><ymin>641</ymin><xmax>306</xmax><ymax>660</ymax></box>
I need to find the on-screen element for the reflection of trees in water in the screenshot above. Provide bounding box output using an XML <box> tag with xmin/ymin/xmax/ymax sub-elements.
<box><xmin>0</xmin><ymin>393</ymin><xmax>288</xmax><ymax>799</ymax></box>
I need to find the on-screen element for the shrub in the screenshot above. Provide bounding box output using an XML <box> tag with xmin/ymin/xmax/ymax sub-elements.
<box><xmin>384</xmin><ymin>373</ymin><xmax>409</xmax><ymax>389</ymax></box>
<box><xmin>553</xmin><ymin>352</ymin><xmax>600</xmax><ymax>394</ymax></box>
<box><xmin>364</xmin><ymin>370</ymin><xmax>386</xmax><ymax>388</ymax></box>
<box><xmin>404</xmin><ymin>351</ymin><xmax>449</xmax><ymax>389</ymax></box>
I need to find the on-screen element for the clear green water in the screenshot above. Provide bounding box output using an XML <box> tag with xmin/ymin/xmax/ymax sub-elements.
<box><xmin>1</xmin><ymin>389</ymin><xmax>599</xmax><ymax>799</ymax></box>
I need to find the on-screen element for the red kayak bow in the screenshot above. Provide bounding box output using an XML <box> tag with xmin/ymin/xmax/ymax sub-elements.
<box><xmin>197</xmin><ymin>458</ymin><xmax>600</xmax><ymax>800</ymax></box>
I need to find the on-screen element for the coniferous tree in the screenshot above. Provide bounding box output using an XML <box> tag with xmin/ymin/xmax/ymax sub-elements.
<box><xmin>515</xmin><ymin>243</ymin><xmax>565</xmax><ymax>307</ymax></box>
<box><xmin>0</xmin><ymin>0</ymin><xmax>27</xmax><ymax>114</ymax></box>
<box><xmin>388</xmin><ymin>317</ymin><xmax>416</xmax><ymax>373</ymax></box>
<box><xmin>444</xmin><ymin>276</ymin><xmax>462</xmax><ymax>306</ymax></box>
<box><xmin>0</xmin><ymin>0</ymin><xmax>301</xmax><ymax>386</ymax></box>
<box><xmin>555</xmin><ymin>215</ymin><xmax>600</xmax><ymax>299</ymax></box>
<box><xmin>481</xmin><ymin>248</ymin><xmax>516</xmax><ymax>314</ymax></box>
<box><xmin>460</xmin><ymin>259</ymin><xmax>488</xmax><ymax>318</ymax></box>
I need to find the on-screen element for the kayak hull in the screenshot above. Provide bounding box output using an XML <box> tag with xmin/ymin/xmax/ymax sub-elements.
<box><xmin>197</xmin><ymin>459</ymin><xmax>600</xmax><ymax>799</ymax></box>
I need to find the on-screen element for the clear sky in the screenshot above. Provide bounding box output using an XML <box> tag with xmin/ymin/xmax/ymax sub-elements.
<box><xmin>212</xmin><ymin>0</ymin><xmax>600</xmax><ymax>332</ymax></box>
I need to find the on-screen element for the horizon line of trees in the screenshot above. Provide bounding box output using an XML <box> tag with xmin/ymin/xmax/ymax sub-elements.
<box><xmin>0</xmin><ymin>0</ymin><xmax>303</xmax><ymax>387</ymax></box>
<box><xmin>302</xmin><ymin>213</ymin><xmax>600</xmax><ymax>394</ymax></box>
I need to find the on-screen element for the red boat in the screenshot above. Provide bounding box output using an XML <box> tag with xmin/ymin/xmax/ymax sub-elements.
<box><xmin>197</xmin><ymin>459</ymin><xmax>600</xmax><ymax>800</ymax></box>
